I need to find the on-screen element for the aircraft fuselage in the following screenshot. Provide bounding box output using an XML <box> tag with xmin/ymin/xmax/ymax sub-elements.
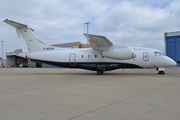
<box><xmin>26</xmin><ymin>46</ymin><xmax>176</xmax><ymax>72</ymax></box>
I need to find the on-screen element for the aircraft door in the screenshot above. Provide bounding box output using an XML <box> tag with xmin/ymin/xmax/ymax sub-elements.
<box><xmin>69</xmin><ymin>53</ymin><xmax>76</xmax><ymax>66</ymax></box>
<box><xmin>143</xmin><ymin>52</ymin><xmax>149</xmax><ymax>61</ymax></box>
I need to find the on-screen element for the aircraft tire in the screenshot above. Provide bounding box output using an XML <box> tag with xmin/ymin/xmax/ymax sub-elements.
<box><xmin>97</xmin><ymin>69</ymin><xmax>104</xmax><ymax>75</ymax></box>
<box><xmin>158</xmin><ymin>71</ymin><xmax>165</xmax><ymax>74</ymax></box>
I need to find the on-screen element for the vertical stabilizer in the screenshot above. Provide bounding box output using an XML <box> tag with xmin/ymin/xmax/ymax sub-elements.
<box><xmin>4</xmin><ymin>19</ymin><xmax>45</xmax><ymax>52</ymax></box>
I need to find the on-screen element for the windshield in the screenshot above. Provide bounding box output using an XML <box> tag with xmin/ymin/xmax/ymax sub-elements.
<box><xmin>155</xmin><ymin>51</ymin><xmax>165</xmax><ymax>56</ymax></box>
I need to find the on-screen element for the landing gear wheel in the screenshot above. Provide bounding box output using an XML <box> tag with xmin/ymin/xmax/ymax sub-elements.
<box><xmin>97</xmin><ymin>69</ymin><xmax>104</xmax><ymax>75</ymax></box>
<box><xmin>158</xmin><ymin>71</ymin><xmax>165</xmax><ymax>74</ymax></box>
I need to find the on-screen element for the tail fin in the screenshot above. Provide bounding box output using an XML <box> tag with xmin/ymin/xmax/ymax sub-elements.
<box><xmin>4</xmin><ymin>19</ymin><xmax>46</xmax><ymax>52</ymax></box>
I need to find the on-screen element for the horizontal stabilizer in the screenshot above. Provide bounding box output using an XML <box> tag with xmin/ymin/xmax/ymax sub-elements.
<box><xmin>4</xmin><ymin>19</ymin><xmax>28</xmax><ymax>28</ymax></box>
<box><xmin>4</xmin><ymin>19</ymin><xmax>34</xmax><ymax>31</ymax></box>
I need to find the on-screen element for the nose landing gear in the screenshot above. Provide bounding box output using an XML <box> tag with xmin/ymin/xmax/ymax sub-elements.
<box><xmin>157</xmin><ymin>68</ymin><xmax>165</xmax><ymax>74</ymax></box>
<box><xmin>158</xmin><ymin>71</ymin><xmax>165</xmax><ymax>74</ymax></box>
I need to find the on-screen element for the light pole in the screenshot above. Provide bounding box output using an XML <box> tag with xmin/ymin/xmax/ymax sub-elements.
<box><xmin>84</xmin><ymin>22</ymin><xmax>90</xmax><ymax>46</ymax></box>
<box><xmin>84</xmin><ymin>22</ymin><xmax>90</xmax><ymax>34</ymax></box>
<box><xmin>1</xmin><ymin>41</ymin><xmax>3</xmax><ymax>60</ymax></box>
<box><xmin>1</xmin><ymin>41</ymin><xmax>3</xmax><ymax>67</ymax></box>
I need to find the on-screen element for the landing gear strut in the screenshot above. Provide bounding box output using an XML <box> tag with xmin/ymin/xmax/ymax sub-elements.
<box><xmin>97</xmin><ymin>69</ymin><xmax>105</xmax><ymax>75</ymax></box>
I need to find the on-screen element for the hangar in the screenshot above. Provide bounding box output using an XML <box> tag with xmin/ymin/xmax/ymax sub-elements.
<box><xmin>6</xmin><ymin>42</ymin><xmax>90</xmax><ymax>68</ymax></box>
<box><xmin>165</xmin><ymin>31</ymin><xmax>180</xmax><ymax>66</ymax></box>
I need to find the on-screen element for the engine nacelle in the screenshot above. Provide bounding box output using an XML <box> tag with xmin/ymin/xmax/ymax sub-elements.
<box><xmin>102</xmin><ymin>48</ymin><xmax>133</xmax><ymax>60</ymax></box>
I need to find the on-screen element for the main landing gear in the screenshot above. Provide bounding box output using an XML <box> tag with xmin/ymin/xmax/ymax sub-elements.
<box><xmin>97</xmin><ymin>69</ymin><xmax>105</xmax><ymax>75</ymax></box>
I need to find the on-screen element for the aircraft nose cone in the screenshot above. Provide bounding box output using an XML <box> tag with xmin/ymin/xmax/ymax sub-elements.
<box><xmin>166</xmin><ymin>57</ymin><xmax>177</xmax><ymax>67</ymax></box>
<box><xmin>172</xmin><ymin>60</ymin><xmax>177</xmax><ymax>66</ymax></box>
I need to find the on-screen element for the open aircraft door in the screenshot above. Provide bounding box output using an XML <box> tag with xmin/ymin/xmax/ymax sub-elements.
<box><xmin>69</xmin><ymin>53</ymin><xmax>76</xmax><ymax>66</ymax></box>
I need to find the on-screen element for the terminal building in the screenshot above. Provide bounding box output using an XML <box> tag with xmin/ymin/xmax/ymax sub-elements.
<box><xmin>165</xmin><ymin>31</ymin><xmax>180</xmax><ymax>66</ymax></box>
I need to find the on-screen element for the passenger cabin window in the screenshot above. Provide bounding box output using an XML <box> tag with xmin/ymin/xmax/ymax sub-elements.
<box><xmin>155</xmin><ymin>51</ymin><xmax>165</xmax><ymax>56</ymax></box>
<box><xmin>95</xmin><ymin>55</ymin><xmax>97</xmax><ymax>58</ymax></box>
<box><xmin>81</xmin><ymin>55</ymin><xmax>84</xmax><ymax>58</ymax></box>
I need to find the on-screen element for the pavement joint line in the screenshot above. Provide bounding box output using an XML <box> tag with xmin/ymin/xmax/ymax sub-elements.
<box><xmin>130</xmin><ymin>100</ymin><xmax>180</xmax><ymax>111</ymax></box>
<box><xmin>67</xmin><ymin>79</ymin><xmax>180</xmax><ymax>120</ymax></box>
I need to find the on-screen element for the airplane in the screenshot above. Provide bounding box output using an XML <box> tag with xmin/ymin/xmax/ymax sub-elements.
<box><xmin>4</xmin><ymin>19</ymin><xmax>177</xmax><ymax>75</ymax></box>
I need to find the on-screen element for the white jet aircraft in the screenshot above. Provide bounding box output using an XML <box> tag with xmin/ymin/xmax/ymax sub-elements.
<box><xmin>4</xmin><ymin>19</ymin><xmax>176</xmax><ymax>75</ymax></box>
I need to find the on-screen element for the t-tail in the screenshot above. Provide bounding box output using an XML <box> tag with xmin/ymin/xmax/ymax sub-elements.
<box><xmin>4</xmin><ymin>19</ymin><xmax>47</xmax><ymax>53</ymax></box>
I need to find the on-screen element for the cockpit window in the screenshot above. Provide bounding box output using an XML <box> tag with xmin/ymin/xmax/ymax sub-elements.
<box><xmin>155</xmin><ymin>51</ymin><xmax>165</xmax><ymax>56</ymax></box>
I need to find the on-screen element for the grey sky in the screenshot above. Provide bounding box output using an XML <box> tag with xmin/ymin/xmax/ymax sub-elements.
<box><xmin>0</xmin><ymin>0</ymin><xmax>180</xmax><ymax>58</ymax></box>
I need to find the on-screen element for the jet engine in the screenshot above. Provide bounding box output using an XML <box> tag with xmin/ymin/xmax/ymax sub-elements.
<box><xmin>102</xmin><ymin>48</ymin><xmax>134</xmax><ymax>60</ymax></box>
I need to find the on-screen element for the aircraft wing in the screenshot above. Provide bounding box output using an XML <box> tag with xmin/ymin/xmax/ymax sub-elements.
<box><xmin>84</xmin><ymin>33</ymin><xmax>113</xmax><ymax>50</ymax></box>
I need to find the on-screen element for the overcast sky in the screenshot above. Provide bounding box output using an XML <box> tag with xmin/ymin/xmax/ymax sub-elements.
<box><xmin>1</xmin><ymin>0</ymin><xmax>180</xmax><ymax>58</ymax></box>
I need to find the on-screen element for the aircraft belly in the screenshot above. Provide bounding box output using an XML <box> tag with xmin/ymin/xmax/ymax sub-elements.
<box><xmin>30</xmin><ymin>59</ymin><xmax>142</xmax><ymax>71</ymax></box>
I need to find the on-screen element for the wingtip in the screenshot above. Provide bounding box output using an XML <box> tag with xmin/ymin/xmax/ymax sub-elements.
<box><xmin>84</xmin><ymin>33</ymin><xmax>92</xmax><ymax>36</ymax></box>
<box><xmin>84</xmin><ymin>33</ymin><xmax>89</xmax><ymax>36</ymax></box>
<box><xmin>84</xmin><ymin>33</ymin><xmax>89</xmax><ymax>35</ymax></box>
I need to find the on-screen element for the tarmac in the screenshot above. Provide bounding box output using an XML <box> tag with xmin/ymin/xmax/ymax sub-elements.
<box><xmin>0</xmin><ymin>67</ymin><xmax>180</xmax><ymax>120</ymax></box>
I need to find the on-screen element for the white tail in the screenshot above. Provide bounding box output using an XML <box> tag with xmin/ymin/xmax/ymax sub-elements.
<box><xmin>4</xmin><ymin>19</ymin><xmax>47</xmax><ymax>52</ymax></box>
